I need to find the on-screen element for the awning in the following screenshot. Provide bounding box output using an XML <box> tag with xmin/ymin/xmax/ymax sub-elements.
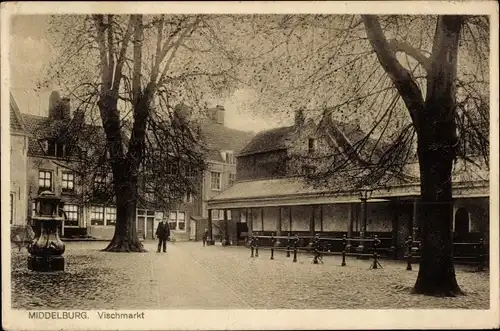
<box><xmin>207</xmin><ymin>177</ymin><xmax>489</xmax><ymax>210</ymax></box>
<box><xmin>190</xmin><ymin>215</ymin><xmax>207</xmax><ymax>222</ymax></box>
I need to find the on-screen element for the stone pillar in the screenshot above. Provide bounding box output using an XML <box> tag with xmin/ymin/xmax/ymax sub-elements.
<box><xmin>412</xmin><ymin>198</ymin><xmax>418</xmax><ymax>240</ymax></box>
<box><xmin>247</xmin><ymin>208</ymin><xmax>253</xmax><ymax>238</ymax></box>
<box><xmin>208</xmin><ymin>209</ymin><xmax>213</xmax><ymax>245</ymax></box>
<box><xmin>276</xmin><ymin>207</ymin><xmax>282</xmax><ymax>246</ymax></box>
<box><xmin>310</xmin><ymin>205</ymin><xmax>315</xmax><ymax>236</ymax></box>
<box><xmin>347</xmin><ymin>203</ymin><xmax>353</xmax><ymax>239</ymax></box>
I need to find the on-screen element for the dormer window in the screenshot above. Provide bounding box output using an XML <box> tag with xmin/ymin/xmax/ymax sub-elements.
<box><xmin>47</xmin><ymin>139</ymin><xmax>67</xmax><ymax>158</ymax></box>
<box><xmin>221</xmin><ymin>150</ymin><xmax>235</xmax><ymax>164</ymax></box>
<box><xmin>308</xmin><ymin>138</ymin><xmax>316</xmax><ymax>154</ymax></box>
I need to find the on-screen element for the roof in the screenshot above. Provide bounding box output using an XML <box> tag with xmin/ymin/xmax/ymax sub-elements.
<box><xmin>21</xmin><ymin>114</ymin><xmax>50</xmax><ymax>155</ymax></box>
<box><xmin>9</xmin><ymin>93</ymin><xmax>26</xmax><ymax>133</ymax></box>
<box><xmin>207</xmin><ymin>176</ymin><xmax>488</xmax><ymax>210</ymax></box>
<box><xmin>21</xmin><ymin>113</ymin><xmax>106</xmax><ymax>156</ymax></box>
<box><xmin>238</xmin><ymin>125</ymin><xmax>295</xmax><ymax>156</ymax></box>
<box><xmin>200</xmin><ymin>121</ymin><xmax>254</xmax><ymax>162</ymax></box>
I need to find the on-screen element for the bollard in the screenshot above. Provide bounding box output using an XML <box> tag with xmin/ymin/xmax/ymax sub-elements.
<box><xmin>270</xmin><ymin>234</ymin><xmax>275</xmax><ymax>260</ymax></box>
<box><xmin>286</xmin><ymin>233</ymin><xmax>291</xmax><ymax>258</ymax></box>
<box><xmin>255</xmin><ymin>236</ymin><xmax>259</xmax><ymax>258</ymax></box>
<box><xmin>341</xmin><ymin>234</ymin><xmax>347</xmax><ymax>266</ymax></box>
<box><xmin>477</xmin><ymin>238</ymin><xmax>485</xmax><ymax>272</ymax></box>
<box><xmin>292</xmin><ymin>236</ymin><xmax>299</xmax><ymax>263</ymax></box>
<box><xmin>405</xmin><ymin>236</ymin><xmax>412</xmax><ymax>271</ymax></box>
<box><xmin>312</xmin><ymin>234</ymin><xmax>320</xmax><ymax>264</ymax></box>
<box><xmin>370</xmin><ymin>235</ymin><xmax>382</xmax><ymax>269</ymax></box>
<box><xmin>250</xmin><ymin>237</ymin><xmax>255</xmax><ymax>258</ymax></box>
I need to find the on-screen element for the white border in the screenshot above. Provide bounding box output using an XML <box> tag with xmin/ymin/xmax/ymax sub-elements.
<box><xmin>2</xmin><ymin>1</ymin><xmax>499</xmax><ymax>330</ymax></box>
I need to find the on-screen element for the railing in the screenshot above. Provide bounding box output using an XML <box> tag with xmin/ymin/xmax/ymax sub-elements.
<box><xmin>404</xmin><ymin>236</ymin><xmax>488</xmax><ymax>272</ymax></box>
<box><xmin>247</xmin><ymin>233</ymin><xmax>389</xmax><ymax>269</ymax></box>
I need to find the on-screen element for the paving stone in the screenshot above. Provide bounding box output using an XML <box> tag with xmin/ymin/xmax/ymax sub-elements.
<box><xmin>11</xmin><ymin>241</ymin><xmax>489</xmax><ymax>309</ymax></box>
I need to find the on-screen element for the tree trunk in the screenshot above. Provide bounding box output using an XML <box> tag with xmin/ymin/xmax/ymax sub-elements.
<box><xmin>103</xmin><ymin>161</ymin><xmax>146</xmax><ymax>252</ymax></box>
<box><xmin>412</xmin><ymin>107</ymin><xmax>463</xmax><ymax>296</ymax></box>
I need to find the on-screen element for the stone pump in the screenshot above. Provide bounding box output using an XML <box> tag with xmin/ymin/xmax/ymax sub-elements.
<box><xmin>28</xmin><ymin>191</ymin><xmax>66</xmax><ymax>272</ymax></box>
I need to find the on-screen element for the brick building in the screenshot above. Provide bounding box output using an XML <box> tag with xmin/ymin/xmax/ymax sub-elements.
<box><xmin>16</xmin><ymin>91</ymin><xmax>253</xmax><ymax>241</ymax></box>
<box><xmin>207</xmin><ymin>109</ymin><xmax>489</xmax><ymax>257</ymax></box>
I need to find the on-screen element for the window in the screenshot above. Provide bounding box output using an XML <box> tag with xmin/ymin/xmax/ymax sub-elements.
<box><xmin>38</xmin><ymin>170</ymin><xmax>52</xmax><ymax>190</ymax></box>
<box><xmin>91</xmin><ymin>206</ymin><xmax>105</xmax><ymax>225</ymax></box>
<box><xmin>168</xmin><ymin>211</ymin><xmax>186</xmax><ymax>231</ymax></box>
<box><xmin>10</xmin><ymin>193</ymin><xmax>14</xmax><ymax>224</ymax></box>
<box><xmin>167</xmin><ymin>163</ymin><xmax>178</xmax><ymax>175</ymax></box>
<box><xmin>308</xmin><ymin>138</ymin><xmax>316</xmax><ymax>153</ymax></box>
<box><xmin>184</xmin><ymin>191</ymin><xmax>193</xmax><ymax>203</ymax></box>
<box><xmin>211</xmin><ymin>209</ymin><xmax>230</xmax><ymax>220</ymax></box>
<box><xmin>185</xmin><ymin>165</ymin><xmax>196</xmax><ymax>178</ymax></box>
<box><xmin>145</xmin><ymin>191</ymin><xmax>155</xmax><ymax>203</ymax></box>
<box><xmin>168</xmin><ymin>212</ymin><xmax>177</xmax><ymax>230</ymax></box>
<box><xmin>62</xmin><ymin>172</ymin><xmax>75</xmax><ymax>192</ymax></box>
<box><xmin>210</xmin><ymin>171</ymin><xmax>221</xmax><ymax>190</ymax></box>
<box><xmin>63</xmin><ymin>204</ymin><xmax>79</xmax><ymax>226</ymax></box>
<box><xmin>221</xmin><ymin>151</ymin><xmax>235</xmax><ymax>164</ymax></box>
<box><xmin>47</xmin><ymin>140</ymin><xmax>66</xmax><ymax>157</ymax></box>
<box><xmin>94</xmin><ymin>174</ymin><xmax>108</xmax><ymax>190</ymax></box>
<box><xmin>178</xmin><ymin>212</ymin><xmax>185</xmax><ymax>230</ymax></box>
<box><xmin>229</xmin><ymin>173</ymin><xmax>236</xmax><ymax>186</ymax></box>
<box><xmin>211</xmin><ymin>209</ymin><xmax>221</xmax><ymax>220</ymax></box>
<box><xmin>105</xmin><ymin>207</ymin><xmax>117</xmax><ymax>226</ymax></box>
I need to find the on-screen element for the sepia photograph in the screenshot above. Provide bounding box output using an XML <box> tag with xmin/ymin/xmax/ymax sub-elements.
<box><xmin>1</xmin><ymin>1</ymin><xmax>499</xmax><ymax>330</ymax></box>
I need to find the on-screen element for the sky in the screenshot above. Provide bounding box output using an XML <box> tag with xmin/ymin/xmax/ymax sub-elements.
<box><xmin>9</xmin><ymin>15</ymin><xmax>288</xmax><ymax>133</ymax></box>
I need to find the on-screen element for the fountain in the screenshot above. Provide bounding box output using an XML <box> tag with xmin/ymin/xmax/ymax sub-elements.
<box><xmin>27</xmin><ymin>191</ymin><xmax>66</xmax><ymax>272</ymax></box>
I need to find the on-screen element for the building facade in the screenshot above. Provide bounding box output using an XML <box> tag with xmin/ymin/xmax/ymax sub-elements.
<box><xmin>208</xmin><ymin>109</ymin><xmax>489</xmax><ymax>256</ymax></box>
<box><xmin>17</xmin><ymin>91</ymin><xmax>253</xmax><ymax>241</ymax></box>
<box><xmin>9</xmin><ymin>94</ymin><xmax>29</xmax><ymax>227</ymax></box>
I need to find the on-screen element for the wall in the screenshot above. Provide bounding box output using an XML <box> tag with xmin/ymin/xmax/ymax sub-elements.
<box><xmin>10</xmin><ymin>133</ymin><xmax>28</xmax><ymax>225</ymax></box>
<box><xmin>366</xmin><ymin>201</ymin><xmax>394</xmax><ymax>232</ymax></box>
<box><xmin>237</xmin><ymin>150</ymin><xmax>288</xmax><ymax>181</ymax></box>
<box><xmin>201</xmin><ymin>160</ymin><xmax>236</xmax><ymax>218</ymax></box>
<box><xmin>287</xmin><ymin>122</ymin><xmax>335</xmax><ymax>176</ymax></box>
<box><xmin>453</xmin><ymin>197</ymin><xmax>489</xmax><ymax>237</ymax></box>
<box><xmin>322</xmin><ymin>204</ymin><xmax>350</xmax><ymax>231</ymax></box>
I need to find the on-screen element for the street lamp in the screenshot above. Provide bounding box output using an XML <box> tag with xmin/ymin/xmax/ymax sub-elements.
<box><xmin>356</xmin><ymin>186</ymin><xmax>373</xmax><ymax>258</ymax></box>
<box><xmin>358</xmin><ymin>186</ymin><xmax>373</xmax><ymax>238</ymax></box>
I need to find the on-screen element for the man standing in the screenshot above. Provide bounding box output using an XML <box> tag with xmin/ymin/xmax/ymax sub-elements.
<box><xmin>202</xmin><ymin>227</ymin><xmax>209</xmax><ymax>246</ymax></box>
<box><xmin>156</xmin><ymin>219</ymin><xmax>171</xmax><ymax>253</ymax></box>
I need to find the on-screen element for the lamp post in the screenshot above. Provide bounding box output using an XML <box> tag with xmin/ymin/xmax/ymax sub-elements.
<box><xmin>356</xmin><ymin>186</ymin><xmax>373</xmax><ymax>258</ymax></box>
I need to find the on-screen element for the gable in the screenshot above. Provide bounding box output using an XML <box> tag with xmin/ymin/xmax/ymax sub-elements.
<box><xmin>9</xmin><ymin>93</ymin><xmax>26</xmax><ymax>133</ymax></box>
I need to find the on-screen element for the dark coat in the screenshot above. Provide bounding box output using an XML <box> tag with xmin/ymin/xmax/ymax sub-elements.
<box><xmin>156</xmin><ymin>222</ymin><xmax>171</xmax><ymax>240</ymax></box>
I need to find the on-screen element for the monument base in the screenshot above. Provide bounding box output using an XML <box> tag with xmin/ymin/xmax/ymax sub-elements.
<box><xmin>28</xmin><ymin>255</ymin><xmax>65</xmax><ymax>272</ymax></box>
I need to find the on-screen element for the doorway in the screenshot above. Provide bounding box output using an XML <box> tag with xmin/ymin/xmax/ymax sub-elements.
<box><xmin>454</xmin><ymin>207</ymin><xmax>470</xmax><ymax>240</ymax></box>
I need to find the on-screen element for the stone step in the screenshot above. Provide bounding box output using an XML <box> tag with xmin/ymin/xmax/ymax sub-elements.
<box><xmin>171</xmin><ymin>231</ymin><xmax>191</xmax><ymax>242</ymax></box>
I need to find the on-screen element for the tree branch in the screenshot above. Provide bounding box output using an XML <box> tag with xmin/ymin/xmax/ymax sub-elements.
<box><xmin>387</xmin><ymin>39</ymin><xmax>431</xmax><ymax>72</ymax></box>
<box><xmin>111</xmin><ymin>17</ymin><xmax>134</xmax><ymax>95</ymax></box>
<box><xmin>157</xmin><ymin>17</ymin><xmax>201</xmax><ymax>85</ymax></box>
<box><xmin>362</xmin><ymin>15</ymin><xmax>424</xmax><ymax>129</ymax></box>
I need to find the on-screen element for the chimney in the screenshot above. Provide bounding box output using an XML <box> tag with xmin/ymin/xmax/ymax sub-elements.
<box><xmin>174</xmin><ymin>103</ymin><xmax>192</xmax><ymax>123</ymax></box>
<box><xmin>295</xmin><ymin>107</ymin><xmax>305</xmax><ymax>127</ymax></box>
<box><xmin>60</xmin><ymin>97</ymin><xmax>71</xmax><ymax>120</ymax></box>
<box><xmin>210</xmin><ymin>105</ymin><xmax>225</xmax><ymax>125</ymax></box>
<box><xmin>48</xmin><ymin>91</ymin><xmax>61</xmax><ymax>120</ymax></box>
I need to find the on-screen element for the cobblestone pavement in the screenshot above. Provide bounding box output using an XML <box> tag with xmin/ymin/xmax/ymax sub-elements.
<box><xmin>11</xmin><ymin>241</ymin><xmax>489</xmax><ymax>310</ymax></box>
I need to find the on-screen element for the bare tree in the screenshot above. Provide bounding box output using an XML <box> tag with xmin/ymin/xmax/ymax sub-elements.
<box><xmin>41</xmin><ymin>14</ymin><xmax>246</xmax><ymax>252</ymax></box>
<box><xmin>247</xmin><ymin>15</ymin><xmax>489</xmax><ymax>296</ymax></box>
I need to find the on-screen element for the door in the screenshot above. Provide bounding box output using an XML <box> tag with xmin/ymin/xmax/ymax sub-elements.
<box><xmin>190</xmin><ymin>220</ymin><xmax>196</xmax><ymax>240</ymax></box>
<box><xmin>137</xmin><ymin>216</ymin><xmax>145</xmax><ymax>239</ymax></box>
<box><xmin>454</xmin><ymin>207</ymin><xmax>470</xmax><ymax>240</ymax></box>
